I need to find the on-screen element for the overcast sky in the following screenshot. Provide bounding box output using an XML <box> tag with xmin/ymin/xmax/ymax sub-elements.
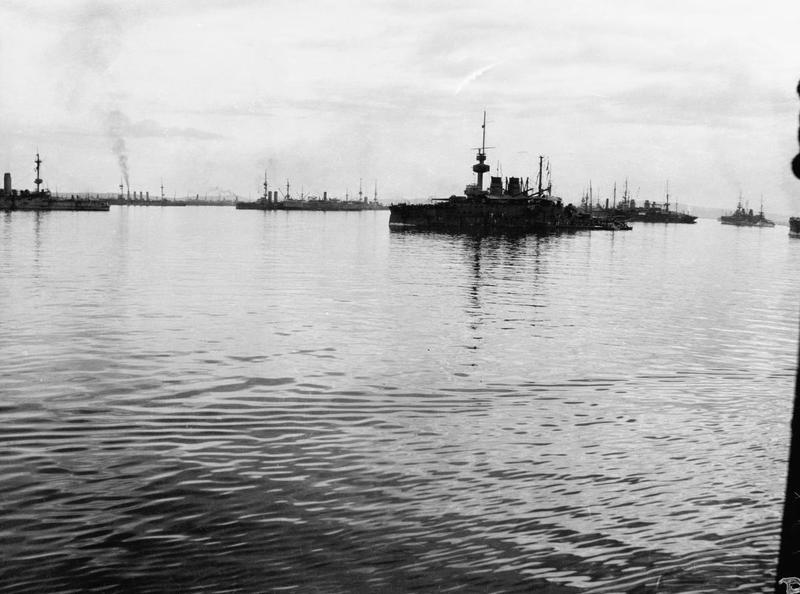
<box><xmin>1</xmin><ymin>0</ymin><xmax>798</xmax><ymax>212</ymax></box>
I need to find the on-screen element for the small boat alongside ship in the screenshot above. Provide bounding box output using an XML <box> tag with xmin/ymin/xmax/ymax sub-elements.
<box><xmin>388</xmin><ymin>114</ymin><xmax>630</xmax><ymax>233</ymax></box>
<box><xmin>1</xmin><ymin>154</ymin><xmax>109</xmax><ymax>212</ymax></box>
<box><xmin>719</xmin><ymin>195</ymin><xmax>774</xmax><ymax>227</ymax></box>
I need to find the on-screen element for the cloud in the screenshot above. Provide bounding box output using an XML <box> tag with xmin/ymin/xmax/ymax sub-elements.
<box><xmin>455</xmin><ymin>63</ymin><xmax>502</xmax><ymax>95</ymax></box>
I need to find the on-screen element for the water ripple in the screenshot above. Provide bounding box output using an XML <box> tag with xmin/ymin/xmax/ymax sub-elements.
<box><xmin>0</xmin><ymin>213</ymin><xmax>793</xmax><ymax>591</ymax></box>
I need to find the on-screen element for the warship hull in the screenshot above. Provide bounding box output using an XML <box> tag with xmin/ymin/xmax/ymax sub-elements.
<box><xmin>389</xmin><ymin>199</ymin><xmax>629</xmax><ymax>232</ymax></box>
<box><xmin>592</xmin><ymin>209</ymin><xmax>696</xmax><ymax>224</ymax></box>
<box><xmin>235</xmin><ymin>200</ymin><xmax>279</xmax><ymax>210</ymax></box>
<box><xmin>237</xmin><ymin>199</ymin><xmax>388</xmax><ymax>211</ymax></box>
<box><xmin>280</xmin><ymin>199</ymin><xmax>387</xmax><ymax>211</ymax></box>
<box><xmin>1</xmin><ymin>196</ymin><xmax>109</xmax><ymax>212</ymax></box>
<box><xmin>719</xmin><ymin>216</ymin><xmax>775</xmax><ymax>227</ymax></box>
<box><xmin>626</xmin><ymin>211</ymin><xmax>696</xmax><ymax>224</ymax></box>
<box><xmin>107</xmin><ymin>199</ymin><xmax>186</xmax><ymax>206</ymax></box>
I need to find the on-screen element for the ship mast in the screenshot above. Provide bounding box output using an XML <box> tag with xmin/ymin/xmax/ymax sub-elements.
<box><xmin>665</xmin><ymin>180</ymin><xmax>670</xmax><ymax>212</ymax></box>
<box><xmin>34</xmin><ymin>152</ymin><xmax>43</xmax><ymax>193</ymax></box>
<box><xmin>472</xmin><ymin>111</ymin><xmax>490</xmax><ymax>192</ymax></box>
<box><xmin>161</xmin><ymin>179</ymin><xmax>165</xmax><ymax>200</ymax></box>
<box><xmin>537</xmin><ymin>155</ymin><xmax>543</xmax><ymax>196</ymax></box>
<box><xmin>263</xmin><ymin>171</ymin><xmax>268</xmax><ymax>201</ymax></box>
<box><xmin>286</xmin><ymin>179</ymin><xmax>290</xmax><ymax>200</ymax></box>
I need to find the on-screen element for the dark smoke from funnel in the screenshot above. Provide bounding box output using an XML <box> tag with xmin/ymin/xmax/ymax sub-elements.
<box><xmin>106</xmin><ymin>109</ymin><xmax>130</xmax><ymax>190</ymax></box>
<box><xmin>113</xmin><ymin>137</ymin><xmax>129</xmax><ymax>190</ymax></box>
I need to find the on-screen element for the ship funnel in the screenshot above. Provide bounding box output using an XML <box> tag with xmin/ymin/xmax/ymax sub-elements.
<box><xmin>489</xmin><ymin>176</ymin><xmax>503</xmax><ymax>196</ymax></box>
<box><xmin>3</xmin><ymin>173</ymin><xmax>10</xmax><ymax>197</ymax></box>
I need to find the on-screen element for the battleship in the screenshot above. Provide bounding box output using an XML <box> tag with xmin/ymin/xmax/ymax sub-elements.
<box><xmin>388</xmin><ymin>115</ymin><xmax>630</xmax><ymax>233</ymax></box>
<box><xmin>237</xmin><ymin>175</ymin><xmax>387</xmax><ymax>211</ymax></box>
<box><xmin>586</xmin><ymin>181</ymin><xmax>696</xmax><ymax>224</ymax></box>
<box><xmin>1</xmin><ymin>154</ymin><xmax>109</xmax><ymax>212</ymax></box>
<box><xmin>235</xmin><ymin>172</ymin><xmax>280</xmax><ymax>210</ymax></box>
<box><xmin>719</xmin><ymin>195</ymin><xmax>775</xmax><ymax>227</ymax></box>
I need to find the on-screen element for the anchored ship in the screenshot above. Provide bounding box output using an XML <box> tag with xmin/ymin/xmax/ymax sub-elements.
<box><xmin>108</xmin><ymin>179</ymin><xmax>187</xmax><ymax>206</ymax></box>
<box><xmin>388</xmin><ymin>114</ymin><xmax>630</xmax><ymax>233</ymax></box>
<box><xmin>237</xmin><ymin>175</ymin><xmax>387</xmax><ymax>211</ymax></box>
<box><xmin>236</xmin><ymin>171</ymin><xmax>280</xmax><ymax>210</ymax></box>
<box><xmin>719</xmin><ymin>195</ymin><xmax>774</xmax><ymax>227</ymax></box>
<box><xmin>789</xmin><ymin>217</ymin><xmax>800</xmax><ymax>237</ymax></box>
<box><xmin>587</xmin><ymin>181</ymin><xmax>696</xmax><ymax>224</ymax></box>
<box><xmin>1</xmin><ymin>154</ymin><xmax>109</xmax><ymax>212</ymax></box>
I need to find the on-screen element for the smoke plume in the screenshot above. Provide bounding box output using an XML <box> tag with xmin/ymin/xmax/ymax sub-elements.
<box><xmin>106</xmin><ymin>110</ymin><xmax>130</xmax><ymax>189</ymax></box>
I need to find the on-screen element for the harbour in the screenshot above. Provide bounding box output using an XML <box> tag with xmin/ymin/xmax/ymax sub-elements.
<box><xmin>3</xmin><ymin>1</ymin><xmax>800</xmax><ymax>591</ymax></box>
<box><xmin>0</xmin><ymin>207</ymin><xmax>795</xmax><ymax>592</ymax></box>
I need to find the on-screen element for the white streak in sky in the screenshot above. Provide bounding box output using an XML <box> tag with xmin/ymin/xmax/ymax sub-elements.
<box><xmin>455</xmin><ymin>62</ymin><xmax>501</xmax><ymax>95</ymax></box>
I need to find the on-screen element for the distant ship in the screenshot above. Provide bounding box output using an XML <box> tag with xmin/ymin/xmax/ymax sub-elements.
<box><xmin>719</xmin><ymin>195</ymin><xmax>775</xmax><ymax>227</ymax></box>
<box><xmin>237</xmin><ymin>175</ymin><xmax>388</xmax><ymax>211</ymax></box>
<box><xmin>388</xmin><ymin>113</ymin><xmax>630</xmax><ymax>233</ymax></box>
<box><xmin>789</xmin><ymin>217</ymin><xmax>800</xmax><ymax>237</ymax></box>
<box><xmin>108</xmin><ymin>181</ymin><xmax>187</xmax><ymax>206</ymax></box>
<box><xmin>281</xmin><ymin>179</ymin><xmax>388</xmax><ymax>210</ymax></box>
<box><xmin>236</xmin><ymin>171</ymin><xmax>280</xmax><ymax>210</ymax></box>
<box><xmin>587</xmin><ymin>181</ymin><xmax>696</xmax><ymax>224</ymax></box>
<box><xmin>1</xmin><ymin>154</ymin><xmax>109</xmax><ymax>212</ymax></box>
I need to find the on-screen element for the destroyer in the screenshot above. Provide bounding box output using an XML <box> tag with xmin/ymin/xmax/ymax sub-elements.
<box><xmin>1</xmin><ymin>154</ymin><xmax>109</xmax><ymax>212</ymax></box>
<box><xmin>388</xmin><ymin>114</ymin><xmax>630</xmax><ymax>233</ymax></box>
<box><xmin>719</xmin><ymin>195</ymin><xmax>774</xmax><ymax>227</ymax></box>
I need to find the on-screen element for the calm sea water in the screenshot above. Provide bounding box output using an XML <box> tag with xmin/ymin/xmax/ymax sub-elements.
<box><xmin>0</xmin><ymin>207</ymin><xmax>797</xmax><ymax>592</ymax></box>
